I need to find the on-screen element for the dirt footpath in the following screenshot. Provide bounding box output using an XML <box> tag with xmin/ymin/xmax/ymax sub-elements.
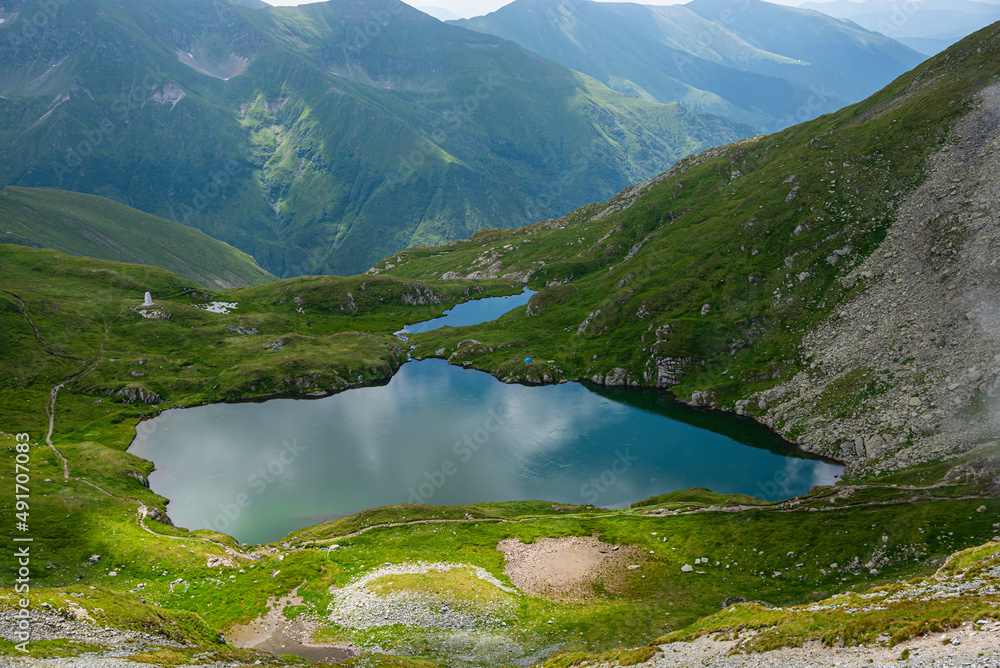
<box><xmin>227</xmin><ymin>586</ymin><xmax>353</xmax><ymax>663</ymax></box>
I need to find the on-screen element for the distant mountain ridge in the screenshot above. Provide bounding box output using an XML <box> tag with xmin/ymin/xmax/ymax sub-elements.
<box><xmin>416</xmin><ymin>4</ymin><xmax>460</xmax><ymax>20</ymax></box>
<box><xmin>0</xmin><ymin>0</ymin><xmax>751</xmax><ymax>277</ymax></box>
<box><xmin>452</xmin><ymin>0</ymin><xmax>925</xmax><ymax>131</ymax></box>
<box><xmin>801</xmin><ymin>0</ymin><xmax>1000</xmax><ymax>55</ymax></box>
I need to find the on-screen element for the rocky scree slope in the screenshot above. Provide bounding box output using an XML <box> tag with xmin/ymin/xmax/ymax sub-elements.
<box><xmin>372</xmin><ymin>24</ymin><xmax>1000</xmax><ymax>475</ymax></box>
<box><xmin>587</xmin><ymin>540</ymin><xmax>1000</xmax><ymax>668</ymax></box>
<box><xmin>750</xmin><ymin>80</ymin><xmax>1000</xmax><ymax>473</ymax></box>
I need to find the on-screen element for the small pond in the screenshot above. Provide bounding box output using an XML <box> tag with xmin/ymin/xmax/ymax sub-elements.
<box><xmin>398</xmin><ymin>288</ymin><xmax>535</xmax><ymax>334</ymax></box>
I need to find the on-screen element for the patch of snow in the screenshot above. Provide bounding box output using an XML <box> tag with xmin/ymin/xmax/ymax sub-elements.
<box><xmin>194</xmin><ymin>301</ymin><xmax>237</xmax><ymax>314</ymax></box>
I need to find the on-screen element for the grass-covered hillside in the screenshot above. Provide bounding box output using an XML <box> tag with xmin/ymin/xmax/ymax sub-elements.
<box><xmin>0</xmin><ymin>186</ymin><xmax>274</xmax><ymax>288</ymax></box>
<box><xmin>0</xmin><ymin>0</ymin><xmax>752</xmax><ymax>276</ymax></box>
<box><xmin>374</xmin><ymin>22</ymin><xmax>1000</xmax><ymax>474</ymax></box>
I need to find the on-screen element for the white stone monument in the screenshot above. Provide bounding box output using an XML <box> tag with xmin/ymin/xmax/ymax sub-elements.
<box><xmin>143</xmin><ymin>291</ymin><xmax>154</xmax><ymax>307</ymax></box>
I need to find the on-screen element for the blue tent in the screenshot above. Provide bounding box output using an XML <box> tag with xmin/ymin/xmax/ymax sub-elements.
<box><xmin>524</xmin><ymin>357</ymin><xmax>533</xmax><ymax>364</ymax></box>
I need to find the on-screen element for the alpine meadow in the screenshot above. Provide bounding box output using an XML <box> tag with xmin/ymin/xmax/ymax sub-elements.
<box><xmin>2</xmin><ymin>1</ymin><xmax>1000</xmax><ymax>667</ymax></box>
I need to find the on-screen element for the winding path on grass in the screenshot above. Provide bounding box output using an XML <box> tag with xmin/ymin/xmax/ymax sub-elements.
<box><xmin>292</xmin><ymin>475</ymin><xmax>988</xmax><ymax>550</ymax></box>
<box><xmin>3</xmin><ymin>289</ymin><xmax>87</xmax><ymax>479</ymax></box>
<box><xmin>74</xmin><ymin>473</ymin><xmax>259</xmax><ymax>563</ymax></box>
<box><xmin>11</xmin><ymin>288</ymin><xmax>262</xmax><ymax>562</ymax></box>
<box><xmin>2</xmin><ymin>290</ymin><xmax>85</xmax><ymax>362</ymax></box>
<box><xmin>45</xmin><ymin>319</ymin><xmax>109</xmax><ymax>479</ymax></box>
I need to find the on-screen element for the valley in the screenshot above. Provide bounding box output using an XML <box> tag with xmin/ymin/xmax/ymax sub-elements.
<box><xmin>1</xmin><ymin>2</ymin><xmax>1000</xmax><ymax>667</ymax></box>
<box><xmin>0</xmin><ymin>0</ymin><xmax>752</xmax><ymax>276</ymax></box>
<box><xmin>374</xmin><ymin>24</ymin><xmax>1000</xmax><ymax>476</ymax></box>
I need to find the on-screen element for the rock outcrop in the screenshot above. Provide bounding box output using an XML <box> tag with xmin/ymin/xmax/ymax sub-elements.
<box><xmin>113</xmin><ymin>384</ymin><xmax>162</xmax><ymax>405</ymax></box>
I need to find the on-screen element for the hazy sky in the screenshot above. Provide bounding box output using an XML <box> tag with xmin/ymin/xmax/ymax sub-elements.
<box><xmin>262</xmin><ymin>0</ymin><xmax>829</xmax><ymax>20</ymax></box>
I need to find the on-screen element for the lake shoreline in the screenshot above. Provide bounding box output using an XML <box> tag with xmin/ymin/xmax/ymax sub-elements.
<box><xmin>129</xmin><ymin>358</ymin><xmax>844</xmax><ymax>545</ymax></box>
<box><xmin>132</xmin><ymin>356</ymin><xmax>845</xmax><ymax>470</ymax></box>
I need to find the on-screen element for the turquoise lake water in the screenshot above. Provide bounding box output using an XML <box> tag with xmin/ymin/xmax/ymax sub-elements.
<box><xmin>128</xmin><ymin>293</ymin><xmax>842</xmax><ymax>545</ymax></box>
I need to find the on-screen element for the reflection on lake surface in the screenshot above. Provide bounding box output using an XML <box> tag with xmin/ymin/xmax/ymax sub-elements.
<box><xmin>129</xmin><ymin>360</ymin><xmax>842</xmax><ymax>545</ymax></box>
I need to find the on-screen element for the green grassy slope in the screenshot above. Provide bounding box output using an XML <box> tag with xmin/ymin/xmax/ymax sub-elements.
<box><xmin>647</xmin><ymin>539</ymin><xmax>1000</xmax><ymax>660</ymax></box>
<box><xmin>373</xmin><ymin>22</ymin><xmax>1000</xmax><ymax>464</ymax></box>
<box><xmin>0</xmin><ymin>13</ymin><xmax>997</xmax><ymax>668</ymax></box>
<box><xmin>0</xmin><ymin>186</ymin><xmax>275</xmax><ymax>288</ymax></box>
<box><xmin>453</xmin><ymin>0</ymin><xmax>923</xmax><ymax>131</ymax></box>
<box><xmin>0</xmin><ymin>244</ymin><xmax>997</xmax><ymax>667</ymax></box>
<box><xmin>0</xmin><ymin>0</ymin><xmax>752</xmax><ymax>277</ymax></box>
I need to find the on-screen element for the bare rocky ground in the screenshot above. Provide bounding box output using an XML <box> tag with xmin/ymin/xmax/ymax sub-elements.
<box><xmin>326</xmin><ymin>561</ymin><xmax>517</xmax><ymax>631</ymax></box>
<box><xmin>593</xmin><ymin>546</ymin><xmax>1000</xmax><ymax>667</ymax></box>
<box><xmin>0</xmin><ymin>609</ymin><xmax>190</xmax><ymax>668</ymax></box>
<box><xmin>642</xmin><ymin>624</ymin><xmax>1000</xmax><ymax>668</ymax></box>
<box><xmin>747</xmin><ymin>82</ymin><xmax>1000</xmax><ymax>473</ymax></box>
<box><xmin>322</xmin><ymin>560</ymin><xmax>542</xmax><ymax>667</ymax></box>
<box><xmin>0</xmin><ymin>595</ymin><xmax>293</xmax><ymax>667</ymax></box>
<box><xmin>498</xmin><ymin>535</ymin><xmax>645</xmax><ymax>600</ymax></box>
<box><xmin>232</xmin><ymin>540</ymin><xmax>644</xmax><ymax>665</ymax></box>
<box><xmin>6</xmin><ymin>538</ymin><xmax>1000</xmax><ymax>666</ymax></box>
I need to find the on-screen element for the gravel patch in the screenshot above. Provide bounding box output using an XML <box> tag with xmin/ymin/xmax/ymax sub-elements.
<box><xmin>0</xmin><ymin>609</ymin><xmax>183</xmax><ymax>648</ymax></box>
<box><xmin>327</xmin><ymin>561</ymin><xmax>516</xmax><ymax>630</ymax></box>
<box><xmin>228</xmin><ymin>586</ymin><xmax>353</xmax><ymax>663</ymax></box>
<box><xmin>634</xmin><ymin>623</ymin><xmax>1000</xmax><ymax>667</ymax></box>
<box><xmin>498</xmin><ymin>535</ymin><xmax>644</xmax><ymax>600</ymax></box>
<box><xmin>0</xmin><ymin>609</ymin><xmax>206</xmax><ymax>668</ymax></box>
<box><xmin>592</xmin><ymin>547</ymin><xmax>1000</xmax><ymax>667</ymax></box>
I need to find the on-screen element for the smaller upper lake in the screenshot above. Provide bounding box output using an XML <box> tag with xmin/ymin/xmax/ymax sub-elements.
<box><xmin>399</xmin><ymin>288</ymin><xmax>535</xmax><ymax>334</ymax></box>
